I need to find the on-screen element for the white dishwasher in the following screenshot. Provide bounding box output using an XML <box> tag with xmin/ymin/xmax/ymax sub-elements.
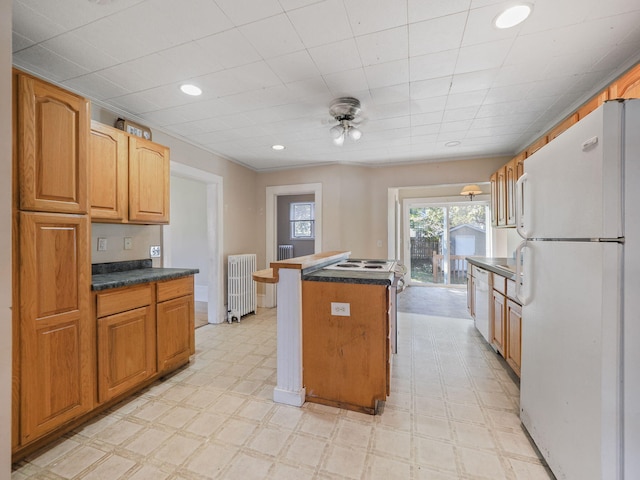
<box><xmin>472</xmin><ymin>266</ymin><xmax>491</xmax><ymax>343</ymax></box>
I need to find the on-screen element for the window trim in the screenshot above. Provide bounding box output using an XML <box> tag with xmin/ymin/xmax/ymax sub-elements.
<box><xmin>290</xmin><ymin>201</ymin><xmax>315</xmax><ymax>240</ymax></box>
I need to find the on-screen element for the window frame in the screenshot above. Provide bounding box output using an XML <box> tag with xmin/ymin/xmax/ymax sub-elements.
<box><xmin>290</xmin><ymin>201</ymin><xmax>315</xmax><ymax>240</ymax></box>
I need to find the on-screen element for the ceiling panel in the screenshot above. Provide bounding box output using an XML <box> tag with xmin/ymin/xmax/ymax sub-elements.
<box><xmin>11</xmin><ymin>0</ymin><xmax>640</xmax><ymax>171</ymax></box>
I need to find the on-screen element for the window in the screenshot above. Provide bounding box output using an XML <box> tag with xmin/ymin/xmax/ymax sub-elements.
<box><xmin>290</xmin><ymin>202</ymin><xmax>315</xmax><ymax>239</ymax></box>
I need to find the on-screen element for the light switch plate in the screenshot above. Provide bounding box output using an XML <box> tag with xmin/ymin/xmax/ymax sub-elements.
<box><xmin>331</xmin><ymin>302</ymin><xmax>350</xmax><ymax>316</ymax></box>
<box><xmin>150</xmin><ymin>245</ymin><xmax>161</xmax><ymax>257</ymax></box>
<box><xmin>97</xmin><ymin>238</ymin><xmax>107</xmax><ymax>251</ymax></box>
<box><xmin>124</xmin><ymin>237</ymin><xmax>133</xmax><ymax>250</ymax></box>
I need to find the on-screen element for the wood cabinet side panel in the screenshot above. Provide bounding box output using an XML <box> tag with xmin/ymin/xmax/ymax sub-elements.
<box><xmin>302</xmin><ymin>281</ymin><xmax>388</xmax><ymax>409</ymax></box>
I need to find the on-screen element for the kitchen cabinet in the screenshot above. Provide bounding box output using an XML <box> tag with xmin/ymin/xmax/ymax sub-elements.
<box><xmin>495</xmin><ymin>165</ymin><xmax>507</xmax><ymax>227</ymax></box>
<box><xmin>548</xmin><ymin>113</ymin><xmax>578</xmax><ymax>141</ymax></box>
<box><xmin>15</xmin><ymin>70</ymin><xmax>89</xmax><ymax>214</ymax></box>
<box><xmin>577</xmin><ymin>90</ymin><xmax>608</xmax><ymax>120</ymax></box>
<box><xmin>302</xmin><ymin>280</ymin><xmax>388</xmax><ymax>414</ymax></box>
<box><xmin>609</xmin><ymin>64</ymin><xmax>640</xmax><ymax>99</ymax></box>
<box><xmin>491</xmin><ymin>273</ymin><xmax>507</xmax><ymax>356</ymax></box>
<box><xmin>157</xmin><ymin>276</ymin><xmax>195</xmax><ymax>373</ymax></box>
<box><xmin>467</xmin><ymin>271</ymin><xmax>475</xmax><ymax>318</ymax></box>
<box><xmin>90</xmin><ymin>121</ymin><xmax>128</xmax><ymax>221</ymax></box>
<box><xmin>505</xmin><ymin>158</ymin><xmax>517</xmax><ymax>226</ymax></box>
<box><xmin>17</xmin><ymin>212</ymin><xmax>93</xmax><ymax>444</ymax></box>
<box><xmin>506</xmin><ymin>298</ymin><xmax>522</xmax><ymax>377</ymax></box>
<box><xmin>128</xmin><ymin>136</ymin><xmax>170</xmax><ymax>224</ymax></box>
<box><xmin>490</xmin><ymin>171</ymin><xmax>498</xmax><ymax>227</ymax></box>
<box><xmin>90</xmin><ymin>121</ymin><xmax>170</xmax><ymax>224</ymax></box>
<box><xmin>525</xmin><ymin>135</ymin><xmax>548</xmax><ymax>157</ymax></box>
<box><xmin>96</xmin><ymin>284</ymin><xmax>156</xmax><ymax>403</ymax></box>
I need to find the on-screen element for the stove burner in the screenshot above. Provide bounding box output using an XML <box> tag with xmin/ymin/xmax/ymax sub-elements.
<box><xmin>335</xmin><ymin>263</ymin><xmax>360</xmax><ymax>268</ymax></box>
<box><xmin>345</xmin><ymin>260</ymin><xmax>362</xmax><ymax>263</ymax></box>
<box><xmin>364</xmin><ymin>260</ymin><xmax>386</xmax><ymax>264</ymax></box>
<box><xmin>363</xmin><ymin>265</ymin><xmax>383</xmax><ymax>269</ymax></box>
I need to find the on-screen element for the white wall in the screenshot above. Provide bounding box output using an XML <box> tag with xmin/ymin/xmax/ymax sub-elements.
<box><xmin>1</xmin><ymin>0</ymin><xmax>12</xmax><ymax>475</ymax></box>
<box><xmin>91</xmin><ymin>223</ymin><xmax>163</xmax><ymax>266</ymax></box>
<box><xmin>168</xmin><ymin>175</ymin><xmax>208</xmax><ymax>291</ymax></box>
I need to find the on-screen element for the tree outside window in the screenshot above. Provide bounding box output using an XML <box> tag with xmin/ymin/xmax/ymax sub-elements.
<box><xmin>290</xmin><ymin>202</ymin><xmax>315</xmax><ymax>239</ymax></box>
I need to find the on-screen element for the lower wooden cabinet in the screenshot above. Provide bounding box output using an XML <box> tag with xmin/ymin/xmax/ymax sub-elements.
<box><xmin>17</xmin><ymin>212</ymin><xmax>93</xmax><ymax>445</ymax></box>
<box><xmin>491</xmin><ymin>290</ymin><xmax>507</xmax><ymax>356</ymax></box>
<box><xmin>157</xmin><ymin>276</ymin><xmax>195</xmax><ymax>373</ymax></box>
<box><xmin>96</xmin><ymin>284</ymin><xmax>156</xmax><ymax>403</ymax></box>
<box><xmin>506</xmin><ymin>299</ymin><xmax>522</xmax><ymax>377</ymax></box>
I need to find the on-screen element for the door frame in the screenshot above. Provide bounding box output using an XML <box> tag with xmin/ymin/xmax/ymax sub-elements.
<box><xmin>265</xmin><ymin>183</ymin><xmax>322</xmax><ymax>308</ymax></box>
<box><xmin>402</xmin><ymin>195</ymin><xmax>491</xmax><ymax>286</ymax></box>
<box><xmin>163</xmin><ymin>162</ymin><xmax>225</xmax><ymax>324</ymax></box>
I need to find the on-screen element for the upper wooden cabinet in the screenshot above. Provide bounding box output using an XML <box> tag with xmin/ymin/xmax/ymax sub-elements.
<box><xmin>496</xmin><ymin>165</ymin><xmax>507</xmax><ymax>227</ymax></box>
<box><xmin>15</xmin><ymin>71</ymin><xmax>89</xmax><ymax>214</ymax></box>
<box><xmin>505</xmin><ymin>158</ymin><xmax>517</xmax><ymax>227</ymax></box>
<box><xmin>490</xmin><ymin>171</ymin><xmax>498</xmax><ymax>227</ymax></box>
<box><xmin>90</xmin><ymin>121</ymin><xmax>170</xmax><ymax>224</ymax></box>
<box><xmin>609</xmin><ymin>64</ymin><xmax>640</xmax><ymax>99</ymax></box>
<box><xmin>548</xmin><ymin>113</ymin><xmax>578</xmax><ymax>141</ymax></box>
<box><xmin>129</xmin><ymin>136</ymin><xmax>170</xmax><ymax>224</ymax></box>
<box><xmin>90</xmin><ymin>121</ymin><xmax>128</xmax><ymax>221</ymax></box>
<box><xmin>577</xmin><ymin>90</ymin><xmax>609</xmax><ymax>120</ymax></box>
<box><xmin>525</xmin><ymin>135</ymin><xmax>548</xmax><ymax>158</ymax></box>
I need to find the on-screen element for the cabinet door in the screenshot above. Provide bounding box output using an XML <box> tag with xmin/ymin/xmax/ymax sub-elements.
<box><xmin>128</xmin><ymin>136</ymin><xmax>170</xmax><ymax>224</ymax></box>
<box><xmin>506</xmin><ymin>300</ymin><xmax>522</xmax><ymax>377</ymax></box>
<box><xmin>98</xmin><ymin>305</ymin><xmax>156</xmax><ymax>403</ymax></box>
<box><xmin>16</xmin><ymin>73</ymin><xmax>89</xmax><ymax>214</ymax></box>
<box><xmin>577</xmin><ymin>90</ymin><xmax>608</xmax><ymax>120</ymax></box>
<box><xmin>157</xmin><ymin>295</ymin><xmax>194</xmax><ymax>373</ymax></box>
<box><xmin>496</xmin><ymin>165</ymin><xmax>507</xmax><ymax>227</ymax></box>
<box><xmin>19</xmin><ymin>212</ymin><xmax>92</xmax><ymax>444</ymax></box>
<box><xmin>491</xmin><ymin>290</ymin><xmax>506</xmax><ymax>356</ymax></box>
<box><xmin>467</xmin><ymin>273</ymin><xmax>475</xmax><ymax>318</ymax></box>
<box><xmin>506</xmin><ymin>159</ymin><xmax>517</xmax><ymax>226</ymax></box>
<box><xmin>90</xmin><ymin>122</ymin><xmax>128</xmax><ymax>222</ymax></box>
<box><xmin>490</xmin><ymin>172</ymin><xmax>498</xmax><ymax>227</ymax></box>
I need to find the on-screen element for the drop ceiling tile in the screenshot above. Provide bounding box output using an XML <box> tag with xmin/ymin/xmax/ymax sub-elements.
<box><xmin>412</xmin><ymin>96</ymin><xmax>448</xmax><ymax>113</ymax></box>
<box><xmin>12</xmin><ymin>1</ymin><xmax>65</xmax><ymax>44</ymax></box>
<box><xmin>355</xmin><ymin>26</ymin><xmax>408</xmax><ymax>67</ymax></box>
<box><xmin>410</xmin><ymin>50</ymin><xmax>457</xmax><ymax>81</ymax></box>
<box><xmin>215</xmin><ymin>0</ymin><xmax>283</xmax><ymax>25</ymax></box>
<box><xmin>108</xmin><ymin>92</ymin><xmax>163</xmax><ymax>114</ymax></box>
<box><xmin>364</xmin><ymin>59</ymin><xmax>409</xmax><ymax>89</ymax></box>
<box><xmin>450</xmin><ymin>69</ymin><xmax>498</xmax><ymax>94</ymax></box>
<box><xmin>287</xmin><ymin>0</ymin><xmax>352</xmax><ymax>48</ymax></box>
<box><xmin>368</xmin><ymin>101</ymin><xmax>411</xmax><ymax>119</ymax></box>
<box><xmin>195</xmin><ymin>29</ymin><xmax>262</xmax><ymax>70</ymax></box>
<box><xmin>267</xmin><ymin>50</ymin><xmax>321</xmax><ymax>83</ymax></box>
<box><xmin>461</xmin><ymin>4</ymin><xmax>522</xmax><ymax>47</ymax></box>
<box><xmin>12</xmin><ymin>31</ymin><xmax>34</xmax><ymax>52</ymax></box>
<box><xmin>343</xmin><ymin>0</ymin><xmax>407</xmax><ymax>36</ymax></box>
<box><xmin>13</xmin><ymin>45</ymin><xmax>89</xmax><ymax>82</ymax></box>
<box><xmin>99</xmin><ymin>61</ymin><xmax>160</xmax><ymax>93</ymax></box>
<box><xmin>410</xmin><ymin>76</ymin><xmax>452</xmax><ymax>99</ymax></box>
<box><xmin>41</xmin><ymin>33</ymin><xmax>120</xmax><ymax>72</ymax></box>
<box><xmin>63</xmin><ymin>73</ymin><xmax>130</xmax><ymax>101</ymax></box>
<box><xmin>412</xmin><ymin>111</ymin><xmax>444</xmax><ymax>126</ymax></box>
<box><xmin>409</xmin><ymin>12</ymin><xmax>467</xmax><ymax>56</ymax></box>
<box><xmin>156</xmin><ymin>42</ymin><xmax>222</xmax><ymax>80</ymax></box>
<box><xmin>239</xmin><ymin>14</ymin><xmax>305</xmax><ymax>58</ymax></box>
<box><xmin>308</xmin><ymin>39</ymin><xmax>363</xmax><ymax>75</ymax></box>
<box><xmin>408</xmin><ymin>0</ymin><xmax>470</xmax><ymax>22</ymax></box>
<box><xmin>150</xmin><ymin>0</ymin><xmax>234</xmax><ymax>40</ymax></box>
<box><xmin>455</xmin><ymin>39</ymin><xmax>512</xmax><ymax>74</ymax></box>
<box><xmin>278</xmin><ymin>0</ymin><xmax>323</xmax><ymax>11</ymax></box>
<box><xmin>199</xmin><ymin>62</ymin><xmax>283</xmax><ymax>98</ymax></box>
<box><xmin>443</xmin><ymin>106</ymin><xmax>479</xmax><ymax>122</ymax></box>
<box><xmin>369</xmin><ymin>84</ymin><xmax>410</xmax><ymax>105</ymax></box>
<box><xmin>445</xmin><ymin>90</ymin><xmax>488</xmax><ymax>109</ymax></box>
<box><xmin>323</xmin><ymin>68</ymin><xmax>369</xmax><ymax>96</ymax></box>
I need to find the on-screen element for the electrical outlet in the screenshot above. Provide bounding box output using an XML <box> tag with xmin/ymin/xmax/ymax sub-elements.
<box><xmin>124</xmin><ymin>237</ymin><xmax>133</xmax><ymax>250</ymax></box>
<box><xmin>97</xmin><ymin>237</ymin><xmax>107</xmax><ymax>251</ymax></box>
<box><xmin>331</xmin><ymin>302</ymin><xmax>350</xmax><ymax>316</ymax></box>
<box><xmin>150</xmin><ymin>245</ymin><xmax>161</xmax><ymax>257</ymax></box>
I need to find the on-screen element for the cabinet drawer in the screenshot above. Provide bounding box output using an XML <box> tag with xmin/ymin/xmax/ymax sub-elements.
<box><xmin>492</xmin><ymin>273</ymin><xmax>506</xmax><ymax>294</ymax></box>
<box><xmin>157</xmin><ymin>276</ymin><xmax>193</xmax><ymax>302</ymax></box>
<box><xmin>96</xmin><ymin>283</ymin><xmax>153</xmax><ymax>318</ymax></box>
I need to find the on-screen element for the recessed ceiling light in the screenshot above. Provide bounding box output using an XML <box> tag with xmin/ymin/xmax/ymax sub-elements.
<box><xmin>494</xmin><ymin>4</ymin><xmax>532</xmax><ymax>29</ymax></box>
<box><xmin>271</xmin><ymin>144</ymin><xmax>285</xmax><ymax>151</ymax></box>
<box><xmin>180</xmin><ymin>84</ymin><xmax>202</xmax><ymax>96</ymax></box>
<box><xmin>445</xmin><ymin>141</ymin><xmax>461</xmax><ymax>147</ymax></box>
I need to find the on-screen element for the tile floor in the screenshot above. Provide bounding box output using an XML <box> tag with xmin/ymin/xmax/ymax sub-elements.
<box><xmin>12</xmin><ymin>293</ymin><xmax>555</xmax><ymax>479</ymax></box>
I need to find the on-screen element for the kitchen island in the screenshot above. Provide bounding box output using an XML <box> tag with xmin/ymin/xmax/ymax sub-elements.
<box><xmin>253</xmin><ymin>252</ymin><xmax>398</xmax><ymax>413</ymax></box>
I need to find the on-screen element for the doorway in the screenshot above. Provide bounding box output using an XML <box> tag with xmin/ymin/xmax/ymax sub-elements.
<box><xmin>404</xmin><ymin>200</ymin><xmax>490</xmax><ymax>286</ymax></box>
<box><xmin>163</xmin><ymin>163</ymin><xmax>224</xmax><ymax>324</ymax></box>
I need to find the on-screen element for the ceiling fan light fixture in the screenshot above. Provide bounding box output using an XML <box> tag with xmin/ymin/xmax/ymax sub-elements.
<box><xmin>348</xmin><ymin>126</ymin><xmax>362</xmax><ymax>141</ymax></box>
<box><xmin>494</xmin><ymin>4</ymin><xmax>532</xmax><ymax>29</ymax></box>
<box><xmin>333</xmin><ymin>134</ymin><xmax>345</xmax><ymax>146</ymax></box>
<box><xmin>330</xmin><ymin>124</ymin><xmax>344</xmax><ymax>139</ymax></box>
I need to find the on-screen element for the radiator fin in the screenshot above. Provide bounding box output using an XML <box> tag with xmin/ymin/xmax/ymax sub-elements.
<box><xmin>278</xmin><ymin>244</ymin><xmax>293</xmax><ymax>260</ymax></box>
<box><xmin>227</xmin><ymin>254</ymin><xmax>257</xmax><ymax>323</ymax></box>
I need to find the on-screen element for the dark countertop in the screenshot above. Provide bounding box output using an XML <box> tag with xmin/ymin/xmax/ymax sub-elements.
<box><xmin>466</xmin><ymin>256</ymin><xmax>517</xmax><ymax>280</ymax></box>
<box><xmin>302</xmin><ymin>268</ymin><xmax>395</xmax><ymax>286</ymax></box>
<box><xmin>92</xmin><ymin>259</ymin><xmax>199</xmax><ymax>291</ymax></box>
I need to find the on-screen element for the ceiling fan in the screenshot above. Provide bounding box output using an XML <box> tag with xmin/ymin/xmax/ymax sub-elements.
<box><xmin>328</xmin><ymin>97</ymin><xmax>363</xmax><ymax>146</ymax></box>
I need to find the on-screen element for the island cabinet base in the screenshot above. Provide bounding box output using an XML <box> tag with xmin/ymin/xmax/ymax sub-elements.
<box><xmin>302</xmin><ymin>280</ymin><xmax>389</xmax><ymax>414</ymax></box>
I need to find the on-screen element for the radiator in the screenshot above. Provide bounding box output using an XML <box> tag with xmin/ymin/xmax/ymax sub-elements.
<box><xmin>227</xmin><ymin>254</ymin><xmax>257</xmax><ymax>323</ymax></box>
<box><xmin>278</xmin><ymin>244</ymin><xmax>293</xmax><ymax>260</ymax></box>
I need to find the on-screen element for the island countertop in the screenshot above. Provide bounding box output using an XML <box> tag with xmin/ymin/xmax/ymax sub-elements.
<box><xmin>92</xmin><ymin>259</ymin><xmax>199</xmax><ymax>291</ymax></box>
<box><xmin>253</xmin><ymin>251</ymin><xmax>350</xmax><ymax>283</ymax></box>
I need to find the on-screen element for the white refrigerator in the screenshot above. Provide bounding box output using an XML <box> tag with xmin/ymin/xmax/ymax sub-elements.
<box><xmin>515</xmin><ymin>99</ymin><xmax>639</xmax><ymax>480</ymax></box>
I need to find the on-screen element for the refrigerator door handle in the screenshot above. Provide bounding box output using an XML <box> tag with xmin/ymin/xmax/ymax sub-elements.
<box><xmin>515</xmin><ymin>172</ymin><xmax>530</xmax><ymax>239</ymax></box>
<box><xmin>515</xmin><ymin>240</ymin><xmax>531</xmax><ymax>305</ymax></box>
